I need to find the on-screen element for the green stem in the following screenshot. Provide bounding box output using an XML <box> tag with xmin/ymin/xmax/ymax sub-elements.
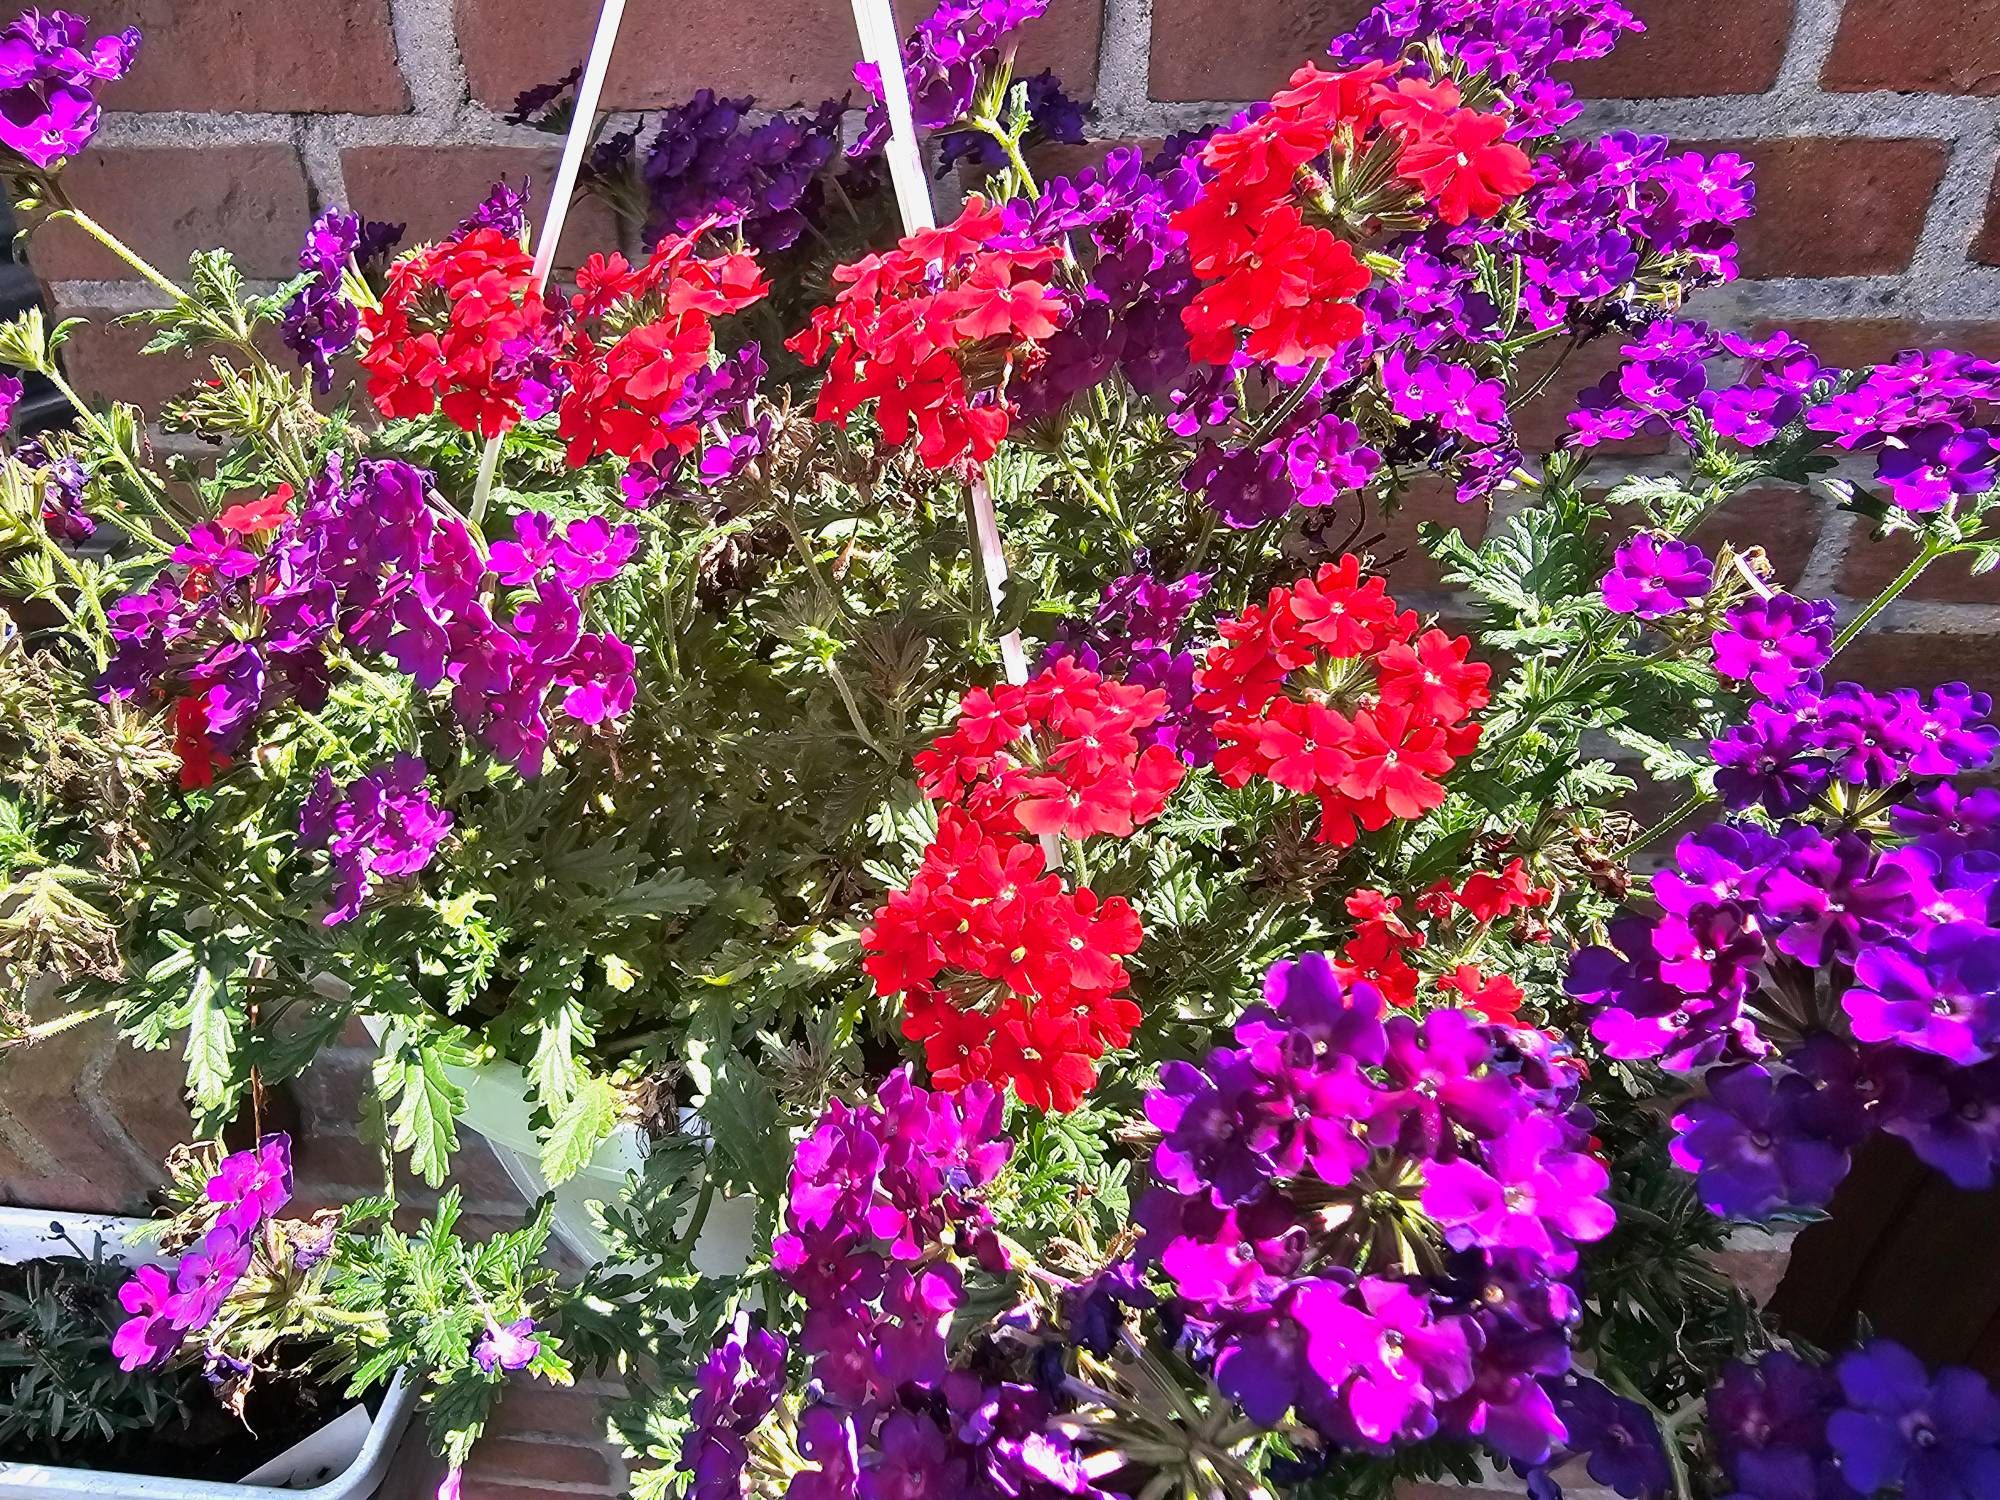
<box><xmin>1831</xmin><ymin>536</ymin><xmax>1949</xmax><ymax>654</ymax></box>
<box><xmin>4</xmin><ymin>1003</ymin><xmax>108</xmax><ymax>1045</ymax></box>
<box><xmin>1613</xmin><ymin>790</ymin><xmax>1707</xmax><ymax>862</ymax></box>
<box><xmin>42</xmin><ymin>366</ymin><xmax>185</xmax><ymax>538</ymax></box>
<box><xmin>43</xmin><ymin>204</ymin><xmax>188</xmax><ymax>306</ymax></box>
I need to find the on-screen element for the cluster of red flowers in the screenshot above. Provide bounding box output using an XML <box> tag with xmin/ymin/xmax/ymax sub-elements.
<box><xmin>1173</xmin><ymin>62</ymin><xmax>1532</xmax><ymax>366</ymax></box>
<box><xmin>788</xmin><ymin>195</ymin><xmax>1065</xmax><ymax>469</ymax></box>
<box><xmin>557</xmin><ymin>236</ymin><xmax>767</xmax><ymax>470</ymax></box>
<box><xmin>358</xmin><ymin>228</ymin><xmax>553</xmax><ymax>438</ymax></box>
<box><xmin>1195</xmin><ymin>555</ymin><xmax>1491</xmax><ymax>845</ymax></box>
<box><xmin>1337</xmin><ymin>857</ymin><xmax>1553</xmax><ymax>1018</ymax></box>
<box><xmin>913</xmin><ymin>657</ymin><xmax>1186</xmax><ymax>839</ymax></box>
<box><xmin>864</xmin><ymin>662</ymin><xmax>1184</xmax><ymax>1112</ymax></box>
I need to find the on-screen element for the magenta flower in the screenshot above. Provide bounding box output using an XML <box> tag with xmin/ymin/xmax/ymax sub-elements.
<box><xmin>1601</xmin><ymin>533</ymin><xmax>1712</xmax><ymax>619</ymax></box>
<box><xmin>111</xmin><ymin>1263</ymin><xmax>181</xmax><ymax>1371</ymax></box>
<box><xmin>1423</xmin><ymin>1114</ymin><xmax>1614</xmax><ymax>1257</ymax></box>
<box><xmin>1712</xmin><ymin>592</ymin><xmax>1835</xmax><ymax>699</ymax></box>
<box><xmin>206</xmin><ymin>1132</ymin><xmax>294</xmax><ymax>1236</ymax></box>
<box><xmin>472</xmin><ymin>1316</ymin><xmax>541</xmax><ymax>1374</ymax></box>
<box><xmin>299</xmin><ymin>755</ymin><xmax>453</xmax><ymax>924</ymax></box>
<box><xmin>0</xmin><ymin>9</ymin><xmax>139</xmax><ymax>168</ymax></box>
<box><xmin>166</xmin><ymin>1227</ymin><xmax>251</xmax><ymax>1331</ymax></box>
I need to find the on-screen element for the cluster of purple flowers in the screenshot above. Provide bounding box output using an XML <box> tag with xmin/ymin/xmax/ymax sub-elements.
<box><xmin>470</xmin><ymin>1315</ymin><xmax>541</xmax><ymax>1375</ymax></box>
<box><xmin>1042</xmin><ymin>567</ymin><xmax>1217</xmax><ymax>763</ymax></box>
<box><xmin>1569</xmin><ymin>321</ymin><xmax>1820</xmax><ymax>452</ymax></box>
<box><xmin>678</xmin><ymin>1313</ymin><xmax>788</xmax><ymax>1500</ymax></box>
<box><xmin>759</xmin><ymin>1069</ymin><xmax>1112</xmax><ymax>1500</ymax></box>
<box><xmin>102</xmin><ymin>458</ymin><xmax>641</xmax><ymax>777</ymax></box>
<box><xmin>112</xmin><ymin>1136</ymin><xmax>293</xmax><ymax>1372</ymax></box>
<box><xmin>281</xmin><ymin>205</ymin><xmax>402</xmax><ymax>393</ymax></box>
<box><xmin>1004</xmin><ymin>142</ymin><xmax>1201</xmax><ymax>419</ymax></box>
<box><xmin>641</xmin><ymin>91</ymin><xmax>847</xmax><ymax>254</ymax></box>
<box><xmin>856</xmin><ymin>0</ymin><xmax>1051</xmax><ymax>137</ymax></box>
<box><xmin>1571</xmin><ymin>555</ymin><xmax>2000</xmax><ymax>1216</ymax></box>
<box><xmin>1136</xmin><ymin>952</ymin><xmax>1609</xmax><ymax>1464</ymax></box>
<box><xmin>1708</xmin><ymin>1342</ymin><xmax>2000</xmax><ymax>1500</ymax></box>
<box><xmin>298</xmin><ymin>755</ymin><xmax>453</xmax><ymax>925</ymax></box>
<box><xmin>1807</xmin><ymin>349</ymin><xmax>2000</xmax><ymax>514</ymax></box>
<box><xmin>0</xmin><ymin>7</ymin><xmax>137</xmax><ymax>169</ymax></box>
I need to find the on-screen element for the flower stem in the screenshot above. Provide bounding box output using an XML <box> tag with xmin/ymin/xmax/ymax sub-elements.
<box><xmin>43</xmin><ymin>202</ymin><xmax>188</xmax><ymax>307</ymax></box>
<box><xmin>1830</xmin><ymin>534</ymin><xmax>1949</xmax><ymax>655</ymax></box>
<box><xmin>42</xmin><ymin>366</ymin><xmax>186</xmax><ymax>538</ymax></box>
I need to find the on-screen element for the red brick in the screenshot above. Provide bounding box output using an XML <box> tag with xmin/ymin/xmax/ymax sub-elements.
<box><xmin>1693</xmin><ymin>138</ymin><xmax>1946</xmax><ymax>279</ymax></box>
<box><xmin>1834</xmin><ymin>632</ymin><xmax>2000</xmax><ymax>693</ymax></box>
<box><xmin>1564</xmin><ymin>0</ymin><xmax>1795</xmax><ymax>97</ymax></box>
<box><xmin>1823</xmin><ymin>0</ymin><xmax>2000</xmax><ymax>95</ymax></box>
<box><xmin>1766</xmin><ymin>319</ymin><xmax>2000</xmax><ymax>368</ymax></box>
<box><xmin>54</xmin><ymin>306</ymin><xmax>248</xmax><ymax>409</ymax></box>
<box><xmin>1149</xmin><ymin>0</ymin><xmax>1365</xmax><ymax>101</ymax></box>
<box><xmin>84</xmin><ymin>0</ymin><xmax>406</xmax><ymax>113</ymax></box>
<box><xmin>1363</xmin><ymin>475</ymin><xmax>1489</xmax><ymax>591</ymax></box>
<box><xmin>488</xmin><ymin>1385</ymin><xmax>616</xmax><ymax>1443</ymax></box>
<box><xmin>454</xmin><ymin>0</ymin><xmax>1101</xmax><ymax>112</ymax></box>
<box><xmin>338</xmin><ymin>145</ymin><xmax>621</xmax><ymax>270</ymax></box>
<box><xmin>1841</xmin><ymin>527</ymin><xmax>2000</xmax><ymax>604</ymax></box>
<box><xmin>1971</xmin><ymin>166</ymin><xmax>2000</xmax><ymax>267</ymax></box>
<box><xmin>97</xmin><ymin>1043</ymin><xmax>195</xmax><ymax>1169</ymax></box>
<box><xmin>0</xmin><ymin>1020</ymin><xmax>155</xmax><ymax>1212</ymax></box>
<box><xmin>462</xmin><ymin>1436</ymin><xmax>616</xmax><ymax>1489</ymax></box>
<box><xmin>29</xmin><ymin>145</ymin><xmax>315</xmax><ymax>282</ymax></box>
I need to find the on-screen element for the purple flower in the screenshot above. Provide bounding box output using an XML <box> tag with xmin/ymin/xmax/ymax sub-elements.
<box><xmin>1545</xmin><ymin>1375</ymin><xmax>1672</xmax><ymax>1499</ymax></box>
<box><xmin>1845</xmin><ymin>923</ymin><xmax>2000</xmax><ymax>1065</ymax></box>
<box><xmin>678</xmin><ymin>1313</ymin><xmax>787</xmax><ymax>1500</ymax></box>
<box><xmin>458</xmin><ymin>178</ymin><xmax>530</xmax><ymax>241</ymax></box>
<box><xmin>641</xmin><ymin>90</ymin><xmax>846</xmax><ymax>254</ymax></box>
<box><xmin>1422</xmin><ymin>1113</ymin><xmax>1615</xmax><ymax>1258</ymax></box>
<box><xmin>472</xmin><ymin>1316</ymin><xmax>541</xmax><ymax>1374</ymax></box>
<box><xmin>298</xmin><ymin>755</ymin><xmax>453</xmax><ymax>924</ymax></box>
<box><xmin>112</xmin><ymin>1263</ymin><xmax>181</xmax><ymax>1371</ymax></box>
<box><xmin>0</xmin><ymin>370</ymin><xmax>20</xmax><ymax>431</ymax></box>
<box><xmin>1707</xmin><ymin>1348</ymin><xmax>1848</xmax><ymax>1500</ymax></box>
<box><xmin>1828</xmin><ymin>1340</ymin><xmax>2000</xmax><ymax>1500</ymax></box>
<box><xmin>1602</xmin><ymin>533</ymin><xmax>1712</xmax><ymax>619</ymax></box>
<box><xmin>1292</xmin><ymin>1276</ymin><xmax>1478</xmax><ymax>1448</ymax></box>
<box><xmin>1713</xmin><ymin>593</ymin><xmax>1835</xmax><ymax>699</ymax></box>
<box><xmin>1878</xmin><ymin>1052</ymin><xmax>2000</xmax><ymax>1190</ymax></box>
<box><xmin>206</xmin><ymin>1133</ymin><xmax>294</xmax><ymax>1237</ymax></box>
<box><xmin>167</xmin><ymin>1227</ymin><xmax>252</xmax><ymax>1331</ymax></box>
<box><xmin>0</xmin><ymin>9</ymin><xmax>139</xmax><ymax>168</ymax></box>
<box><xmin>1384</xmin><ymin>351</ymin><xmax>1510</xmax><ymax>443</ymax></box>
<box><xmin>1669</xmin><ymin>1062</ymin><xmax>1851</xmax><ymax>1220</ymax></box>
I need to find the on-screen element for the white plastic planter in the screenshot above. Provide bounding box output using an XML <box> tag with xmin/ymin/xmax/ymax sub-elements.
<box><xmin>0</xmin><ymin>1207</ymin><xmax>415</xmax><ymax>1500</ymax></box>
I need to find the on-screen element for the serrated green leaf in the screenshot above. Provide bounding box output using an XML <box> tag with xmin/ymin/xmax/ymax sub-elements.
<box><xmin>183</xmin><ymin>960</ymin><xmax>235</xmax><ymax>1118</ymax></box>
<box><xmin>541</xmin><ymin>1075</ymin><xmax>618</xmax><ymax>1186</ymax></box>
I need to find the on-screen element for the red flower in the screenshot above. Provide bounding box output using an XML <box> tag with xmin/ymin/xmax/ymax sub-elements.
<box><xmin>358</xmin><ymin>228</ymin><xmax>553</xmax><ymax>439</ymax></box>
<box><xmin>1195</xmin><ymin>557</ymin><xmax>1489</xmax><ymax>845</ymax></box>
<box><xmin>914</xmin><ymin>658</ymin><xmax>1186</xmax><ymax>842</ymax></box>
<box><xmin>1390</xmin><ymin>106</ymin><xmax>1534</xmax><ymax>226</ymax></box>
<box><xmin>171</xmin><ymin>696</ymin><xmax>227</xmax><ymax>790</ymax></box>
<box><xmin>556</xmin><ymin>236</ymin><xmax>769</xmax><ymax>470</ymax></box>
<box><xmin>216</xmin><ymin>484</ymin><xmax>293</xmax><ymax>536</ymax></box>
<box><xmin>1436</xmin><ymin>965</ymin><xmax>1526</xmax><ymax>1023</ymax></box>
<box><xmin>1454</xmin><ymin>858</ymin><xmax>1553</xmax><ymax>923</ymax></box>
<box><xmin>864</xmin><ymin>811</ymin><xmax>1145</xmax><ymax>1113</ymax></box>
<box><xmin>791</xmin><ymin>195</ymin><xmax>1066</xmax><ymax>470</ymax></box>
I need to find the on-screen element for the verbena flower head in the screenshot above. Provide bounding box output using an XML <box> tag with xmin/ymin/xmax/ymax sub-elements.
<box><xmin>1601</xmin><ymin>533</ymin><xmax>1712</xmax><ymax>619</ymax></box>
<box><xmin>206</xmin><ymin>1133</ymin><xmax>294</xmax><ymax>1237</ymax></box>
<box><xmin>299</xmin><ymin>756</ymin><xmax>453</xmax><ymax>924</ymax></box>
<box><xmin>1196</xmin><ymin>557</ymin><xmax>1491</xmax><ymax>846</ymax></box>
<box><xmin>677</xmin><ymin>1313</ymin><xmax>787</xmax><ymax>1500</ymax></box>
<box><xmin>0</xmin><ymin>8</ymin><xmax>139</xmax><ymax>168</ymax></box>
<box><xmin>472</xmin><ymin>1316</ymin><xmax>541</xmax><ymax>1374</ymax></box>
<box><xmin>1712</xmin><ymin>592</ymin><xmax>1835</xmax><ymax>698</ymax></box>
<box><xmin>641</xmin><ymin>89</ymin><xmax>845</xmax><ymax>253</ymax></box>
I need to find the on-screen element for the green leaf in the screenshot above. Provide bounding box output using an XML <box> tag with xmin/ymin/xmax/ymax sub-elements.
<box><xmin>700</xmin><ymin>1056</ymin><xmax>788</xmax><ymax>1202</ymax></box>
<box><xmin>374</xmin><ymin>1035</ymin><xmax>466</xmax><ymax>1187</ymax></box>
<box><xmin>541</xmin><ymin>1075</ymin><xmax>619</xmax><ymax>1186</ymax></box>
<box><xmin>183</xmin><ymin>960</ymin><xmax>236</xmax><ymax>1120</ymax></box>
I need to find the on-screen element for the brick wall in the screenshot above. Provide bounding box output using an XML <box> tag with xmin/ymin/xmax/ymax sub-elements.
<box><xmin>7</xmin><ymin>0</ymin><xmax>1999</xmax><ymax>1492</ymax></box>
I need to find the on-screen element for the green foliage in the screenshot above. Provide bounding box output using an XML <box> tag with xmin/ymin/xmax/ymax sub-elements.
<box><xmin>0</xmin><ymin>1249</ymin><xmax>194</xmax><ymax>1458</ymax></box>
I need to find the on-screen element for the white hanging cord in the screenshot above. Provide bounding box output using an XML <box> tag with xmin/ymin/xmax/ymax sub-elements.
<box><xmin>470</xmin><ymin>0</ymin><xmax>630</xmax><ymax>523</ymax></box>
